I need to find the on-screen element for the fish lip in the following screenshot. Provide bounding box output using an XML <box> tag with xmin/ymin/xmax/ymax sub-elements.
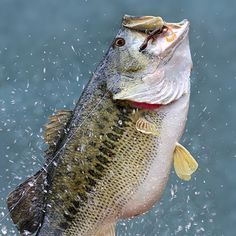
<box><xmin>165</xmin><ymin>19</ymin><xmax>190</xmax><ymax>38</ymax></box>
<box><xmin>122</xmin><ymin>15</ymin><xmax>190</xmax><ymax>32</ymax></box>
<box><xmin>165</xmin><ymin>18</ymin><xmax>189</xmax><ymax>26</ymax></box>
<box><xmin>157</xmin><ymin>19</ymin><xmax>190</xmax><ymax>58</ymax></box>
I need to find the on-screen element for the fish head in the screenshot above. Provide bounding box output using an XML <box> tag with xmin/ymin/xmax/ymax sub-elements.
<box><xmin>104</xmin><ymin>15</ymin><xmax>192</xmax><ymax>106</ymax></box>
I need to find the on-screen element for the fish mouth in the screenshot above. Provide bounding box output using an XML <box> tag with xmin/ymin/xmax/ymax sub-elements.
<box><xmin>165</xmin><ymin>19</ymin><xmax>190</xmax><ymax>40</ymax></box>
<box><xmin>157</xmin><ymin>19</ymin><xmax>189</xmax><ymax>56</ymax></box>
<box><xmin>122</xmin><ymin>15</ymin><xmax>190</xmax><ymax>54</ymax></box>
<box><xmin>122</xmin><ymin>15</ymin><xmax>190</xmax><ymax>35</ymax></box>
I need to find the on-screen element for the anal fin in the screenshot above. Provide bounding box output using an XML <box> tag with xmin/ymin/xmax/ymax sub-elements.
<box><xmin>7</xmin><ymin>169</ymin><xmax>47</xmax><ymax>235</ymax></box>
<box><xmin>95</xmin><ymin>222</ymin><xmax>116</xmax><ymax>236</ymax></box>
<box><xmin>173</xmin><ymin>143</ymin><xmax>198</xmax><ymax>181</ymax></box>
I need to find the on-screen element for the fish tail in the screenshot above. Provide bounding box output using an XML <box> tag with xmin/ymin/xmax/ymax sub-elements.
<box><xmin>7</xmin><ymin>169</ymin><xmax>46</xmax><ymax>235</ymax></box>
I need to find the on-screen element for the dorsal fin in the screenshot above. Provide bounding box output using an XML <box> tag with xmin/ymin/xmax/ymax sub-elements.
<box><xmin>44</xmin><ymin>110</ymin><xmax>72</xmax><ymax>150</ymax></box>
<box><xmin>7</xmin><ymin>169</ymin><xmax>47</xmax><ymax>235</ymax></box>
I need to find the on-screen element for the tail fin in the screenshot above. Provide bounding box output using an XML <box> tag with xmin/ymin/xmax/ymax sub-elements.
<box><xmin>7</xmin><ymin>169</ymin><xmax>47</xmax><ymax>235</ymax></box>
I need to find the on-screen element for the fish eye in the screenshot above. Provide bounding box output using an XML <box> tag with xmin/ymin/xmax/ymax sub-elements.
<box><xmin>113</xmin><ymin>37</ymin><xmax>126</xmax><ymax>47</ymax></box>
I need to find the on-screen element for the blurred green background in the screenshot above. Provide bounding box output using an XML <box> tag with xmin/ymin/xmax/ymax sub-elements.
<box><xmin>0</xmin><ymin>0</ymin><xmax>235</xmax><ymax>235</ymax></box>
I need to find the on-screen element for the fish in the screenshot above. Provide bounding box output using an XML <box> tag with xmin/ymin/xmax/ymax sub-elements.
<box><xmin>7</xmin><ymin>15</ymin><xmax>198</xmax><ymax>236</ymax></box>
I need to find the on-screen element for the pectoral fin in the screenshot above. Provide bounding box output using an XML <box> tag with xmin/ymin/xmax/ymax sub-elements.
<box><xmin>174</xmin><ymin>143</ymin><xmax>198</xmax><ymax>181</ymax></box>
<box><xmin>95</xmin><ymin>222</ymin><xmax>116</xmax><ymax>236</ymax></box>
<box><xmin>135</xmin><ymin>117</ymin><xmax>159</xmax><ymax>136</ymax></box>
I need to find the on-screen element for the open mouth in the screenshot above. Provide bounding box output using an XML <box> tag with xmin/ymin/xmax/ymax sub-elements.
<box><xmin>140</xmin><ymin>20</ymin><xmax>190</xmax><ymax>52</ymax></box>
<box><xmin>166</xmin><ymin>20</ymin><xmax>190</xmax><ymax>43</ymax></box>
<box><xmin>122</xmin><ymin>15</ymin><xmax>190</xmax><ymax>53</ymax></box>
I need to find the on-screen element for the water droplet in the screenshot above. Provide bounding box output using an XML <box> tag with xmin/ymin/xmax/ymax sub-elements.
<box><xmin>1</xmin><ymin>226</ymin><xmax>7</xmax><ymax>235</ymax></box>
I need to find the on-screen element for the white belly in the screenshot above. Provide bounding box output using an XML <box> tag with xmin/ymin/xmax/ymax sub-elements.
<box><xmin>120</xmin><ymin>93</ymin><xmax>190</xmax><ymax>218</ymax></box>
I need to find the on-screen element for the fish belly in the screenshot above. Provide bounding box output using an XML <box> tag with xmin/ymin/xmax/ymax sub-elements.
<box><xmin>120</xmin><ymin>93</ymin><xmax>190</xmax><ymax>218</ymax></box>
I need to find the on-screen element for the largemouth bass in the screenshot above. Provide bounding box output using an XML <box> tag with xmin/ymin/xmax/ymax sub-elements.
<box><xmin>7</xmin><ymin>15</ymin><xmax>198</xmax><ymax>236</ymax></box>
